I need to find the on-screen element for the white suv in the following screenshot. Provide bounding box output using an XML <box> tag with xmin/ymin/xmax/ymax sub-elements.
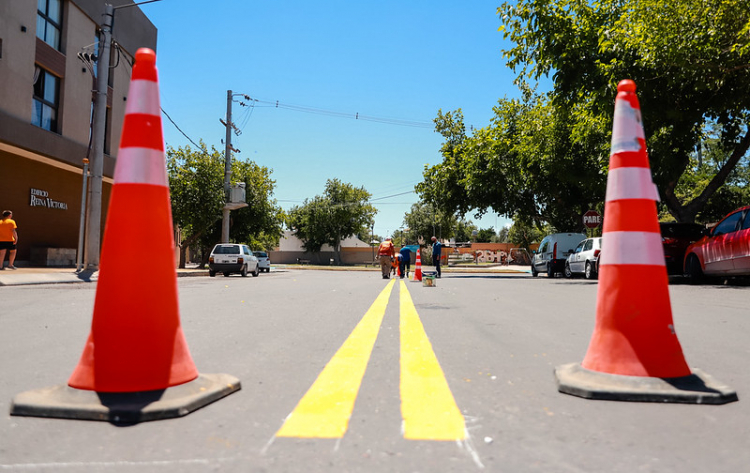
<box><xmin>209</xmin><ymin>244</ymin><xmax>259</xmax><ymax>277</ymax></box>
<box><xmin>531</xmin><ymin>232</ymin><xmax>586</xmax><ymax>277</ymax></box>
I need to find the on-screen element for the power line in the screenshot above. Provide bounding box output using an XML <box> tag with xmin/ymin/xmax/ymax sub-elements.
<box><xmin>245</xmin><ymin>96</ymin><xmax>435</xmax><ymax>129</ymax></box>
<box><xmin>117</xmin><ymin>45</ymin><xmax>203</xmax><ymax>151</ymax></box>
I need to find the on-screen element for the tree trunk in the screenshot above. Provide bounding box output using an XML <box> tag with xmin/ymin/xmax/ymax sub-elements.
<box><xmin>663</xmin><ymin>130</ymin><xmax>750</xmax><ymax>223</ymax></box>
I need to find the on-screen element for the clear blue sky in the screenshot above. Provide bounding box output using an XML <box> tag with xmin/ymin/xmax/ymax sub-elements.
<box><xmin>138</xmin><ymin>0</ymin><xmax>519</xmax><ymax>238</ymax></box>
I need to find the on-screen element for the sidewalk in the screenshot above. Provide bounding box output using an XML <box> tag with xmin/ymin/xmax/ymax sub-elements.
<box><xmin>0</xmin><ymin>266</ymin><xmax>208</xmax><ymax>287</ymax></box>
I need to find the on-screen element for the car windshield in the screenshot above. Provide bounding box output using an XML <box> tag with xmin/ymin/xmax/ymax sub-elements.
<box><xmin>254</xmin><ymin>252</ymin><xmax>268</xmax><ymax>258</ymax></box>
<box><xmin>213</xmin><ymin>245</ymin><xmax>240</xmax><ymax>255</ymax></box>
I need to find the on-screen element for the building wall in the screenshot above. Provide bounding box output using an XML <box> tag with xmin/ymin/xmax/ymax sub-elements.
<box><xmin>0</xmin><ymin>1</ymin><xmax>38</xmax><ymax>120</ymax></box>
<box><xmin>0</xmin><ymin>0</ymin><xmax>155</xmax><ymax>264</ymax></box>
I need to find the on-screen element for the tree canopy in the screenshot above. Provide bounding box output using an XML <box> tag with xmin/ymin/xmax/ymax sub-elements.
<box><xmin>167</xmin><ymin>143</ymin><xmax>284</xmax><ymax>267</ymax></box>
<box><xmin>418</xmin><ymin>0</ymin><xmax>750</xmax><ymax>229</ymax></box>
<box><xmin>287</xmin><ymin>179</ymin><xmax>377</xmax><ymax>263</ymax></box>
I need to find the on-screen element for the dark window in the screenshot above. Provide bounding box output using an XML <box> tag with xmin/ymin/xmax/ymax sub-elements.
<box><xmin>741</xmin><ymin>210</ymin><xmax>750</xmax><ymax>231</ymax></box>
<box><xmin>214</xmin><ymin>245</ymin><xmax>240</xmax><ymax>255</ymax></box>
<box><xmin>37</xmin><ymin>0</ymin><xmax>62</xmax><ymax>51</ymax></box>
<box><xmin>32</xmin><ymin>66</ymin><xmax>59</xmax><ymax>132</ymax></box>
<box><xmin>712</xmin><ymin>211</ymin><xmax>743</xmax><ymax>237</ymax></box>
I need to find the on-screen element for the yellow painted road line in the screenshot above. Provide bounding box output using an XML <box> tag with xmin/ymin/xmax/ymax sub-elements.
<box><xmin>276</xmin><ymin>279</ymin><xmax>395</xmax><ymax>438</ymax></box>
<box><xmin>399</xmin><ymin>280</ymin><xmax>465</xmax><ymax>440</ymax></box>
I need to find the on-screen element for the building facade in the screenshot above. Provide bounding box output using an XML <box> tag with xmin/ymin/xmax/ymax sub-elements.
<box><xmin>0</xmin><ymin>0</ymin><xmax>156</xmax><ymax>264</ymax></box>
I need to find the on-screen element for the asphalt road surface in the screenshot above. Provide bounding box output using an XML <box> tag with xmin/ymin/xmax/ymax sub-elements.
<box><xmin>1</xmin><ymin>269</ymin><xmax>749</xmax><ymax>472</ymax></box>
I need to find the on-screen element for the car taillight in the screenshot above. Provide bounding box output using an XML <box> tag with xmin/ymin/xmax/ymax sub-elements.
<box><xmin>238</xmin><ymin>257</ymin><xmax>244</xmax><ymax>264</ymax></box>
<box><xmin>593</xmin><ymin>249</ymin><xmax>600</xmax><ymax>258</ymax></box>
<box><xmin>553</xmin><ymin>242</ymin><xmax>557</xmax><ymax>260</ymax></box>
<box><xmin>209</xmin><ymin>256</ymin><xmax>214</xmax><ymax>263</ymax></box>
<box><xmin>662</xmin><ymin>237</ymin><xmax>677</xmax><ymax>245</ymax></box>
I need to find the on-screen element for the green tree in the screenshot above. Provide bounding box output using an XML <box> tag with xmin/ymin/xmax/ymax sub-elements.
<box><xmin>507</xmin><ymin>218</ymin><xmax>551</xmax><ymax>249</ymax></box>
<box><xmin>420</xmin><ymin>1</ymin><xmax>749</xmax><ymax>227</ymax></box>
<box><xmin>168</xmin><ymin>143</ymin><xmax>284</xmax><ymax>267</ymax></box>
<box><xmin>168</xmin><ymin>143</ymin><xmax>224</xmax><ymax>267</ymax></box>
<box><xmin>418</xmin><ymin>89</ymin><xmax>607</xmax><ymax>230</ymax></box>
<box><xmin>288</xmin><ymin>179</ymin><xmax>377</xmax><ymax>264</ymax></box>
<box><xmin>454</xmin><ymin>219</ymin><xmax>478</xmax><ymax>243</ymax></box>
<box><xmin>402</xmin><ymin>200</ymin><xmax>459</xmax><ymax>243</ymax></box>
<box><xmin>476</xmin><ymin>227</ymin><xmax>497</xmax><ymax>243</ymax></box>
<box><xmin>497</xmin><ymin>0</ymin><xmax>750</xmax><ymax>223</ymax></box>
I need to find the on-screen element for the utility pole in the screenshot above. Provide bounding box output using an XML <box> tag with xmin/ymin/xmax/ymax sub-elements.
<box><xmin>220</xmin><ymin>90</ymin><xmax>249</xmax><ymax>243</ymax></box>
<box><xmin>85</xmin><ymin>3</ymin><xmax>113</xmax><ymax>271</ymax></box>
<box><xmin>221</xmin><ymin>90</ymin><xmax>233</xmax><ymax>243</ymax></box>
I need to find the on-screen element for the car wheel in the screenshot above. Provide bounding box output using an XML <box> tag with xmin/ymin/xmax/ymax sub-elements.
<box><xmin>685</xmin><ymin>254</ymin><xmax>703</xmax><ymax>285</ymax></box>
<box><xmin>209</xmin><ymin>270</ymin><xmax>216</xmax><ymax>277</ymax></box>
<box><xmin>564</xmin><ymin>262</ymin><xmax>572</xmax><ymax>278</ymax></box>
<box><xmin>252</xmin><ymin>266</ymin><xmax>260</xmax><ymax>277</ymax></box>
<box><xmin>241</xmin><ymin>264</ymin><xmax>248</xmax><ymax>277</ymax></box>
<box><xmin>547</xmin><ymin>263</ymin><xmax>555</xmax><ymax>278</ymax></box>
<box><xmin>585</xmin><ymin>261</ymin><xmax>596</xmax><ymax>280</ymax></box>
<box><xmin>531</xmin><ymin>265</ymin><xmax>538</xmax><ymax>277</ymax></box>
<box><xmin>223</xmin><ymin>272</ymin><xmax>230</xmax><ymax>277</ymax></box>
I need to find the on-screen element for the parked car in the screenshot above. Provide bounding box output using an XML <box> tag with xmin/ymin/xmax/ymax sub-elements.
<box><xmin>660</xmin><ymin>222</ymin><xmax>705</xmax><ymax>275</ymax></box>
<box><xmin>683</xmin><ymin>206</ymin><xmax>750</xmax><ymax>284</ymax></box>
<box><xmin>253</xmin><ymin>251</ymin><xmax>271</xmax><ymax>272</ymax></box>
<box><xmin>565</xmin><ymin>237</ymin><xmax>602</xmax><ymax>279</ymax></box>
<box><xmin>208</xmin><ymin>243</ymin><xmax>259</xmax><ymax>277</ymax></box>
<box><xmin>531</xmin><ymin>232</ymin><xmax>586</xmax><ymax>277</ymax></box>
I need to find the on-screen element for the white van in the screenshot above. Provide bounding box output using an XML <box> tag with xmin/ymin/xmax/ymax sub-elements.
<box><xmin>531</xmin><ymin>232</ymin><xmax>587</xmax><ymax>277</ymax></box>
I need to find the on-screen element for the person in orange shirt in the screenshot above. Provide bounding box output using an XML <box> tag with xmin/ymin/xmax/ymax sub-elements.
<box><xmin>0</xmin><ymin>210</ymin><xmax>18</xmax><ymax>270</ymax></box>
<box><xmin>377</xmin><ymin>237</ymin><xmax>395</xmax><ymax>279</ymax></box>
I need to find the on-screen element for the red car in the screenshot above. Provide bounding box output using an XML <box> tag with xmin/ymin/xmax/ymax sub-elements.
<box><xmin>660</xmin><ymin>222</ymin><xmax>705</xmax><ymax>275</ymax></box>
<box><xmin>683</xmin><ymin>206</ymin><xmax>750</xmax><ymax>284</ymax></box>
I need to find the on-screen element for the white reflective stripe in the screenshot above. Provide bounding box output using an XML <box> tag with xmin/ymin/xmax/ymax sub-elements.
<box><xmin>114</xmin><ymin>147</ymin><xmax>168</xmax><ymax>186</ymax></box>
<box><xmin>600</xmin><ymin>231</ymin><xmax>665</xmax><ymax>266</ymax></box>
<box><xmin>605</xmin><ymin>167</ymin><xmax>660</xmax><ymax>202</ymax></box>
<box><xmin>610</xmin><ymin>99</ymin><xmax>645</xmax><ymax>154</ymax></box>
<box><xmin>125</xmin><ymin>79</ymin><xmax>160</xmax><ymax>116</ymax></box>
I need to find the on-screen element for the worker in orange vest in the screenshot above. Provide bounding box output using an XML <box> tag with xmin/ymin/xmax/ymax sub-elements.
<box><xmin>377</xmin><ymin>237</ymin><xmax>395</xmax><ymax>279</ymax></box>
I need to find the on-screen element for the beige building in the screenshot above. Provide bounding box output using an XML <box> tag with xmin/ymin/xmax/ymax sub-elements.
<box><xmin>0</xmin><ymin>0</ymin><xmax>156</xmax><ymax>264</ymax></box>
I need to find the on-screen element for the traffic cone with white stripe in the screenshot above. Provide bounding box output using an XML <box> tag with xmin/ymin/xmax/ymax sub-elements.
<box><xmin>554</xmin><ymin>80</ymin><xmax>736</xmax><ymax>404</ymax></box>
<box><xmin>10</xmin><ymin>49</ymin><xmax>240</xmax><ymax>422</ymax></box>
<box><xmin>413</xmin><ymin>249</ymin><xmax>423</xmax><ymax>282</ymax></box>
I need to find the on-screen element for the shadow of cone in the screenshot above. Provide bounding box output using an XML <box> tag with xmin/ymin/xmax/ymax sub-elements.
<box><xmin>554</xmin><ymin>80</ymin><xmax>736</xmax><ymax>404</ymax></box>
<box><xmin>413</xmin><ymin>250</ymin><xmax>423</xmax><ymax>282</ymax></box>
<box><xmin>10</xmin><ymin>49</ymin><xmax>241</xmax><ymax>422</ymax></box>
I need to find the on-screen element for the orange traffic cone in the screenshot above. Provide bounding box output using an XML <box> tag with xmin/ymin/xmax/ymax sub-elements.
<box><xmin>11</xmin><ymin>49</ymin><xmax>240</xmax><ymax>421</ymax></box>
<box><xmin>413</xmin><ymin>249</ymin><xmax>423</xmax><ymax>282</ymax></box>
<box><xmin>555</xmin><ymin>80</ymin><xmax>736</xmax><ymax>404</ymax></box>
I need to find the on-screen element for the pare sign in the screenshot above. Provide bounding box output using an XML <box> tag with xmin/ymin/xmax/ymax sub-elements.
<box><xmin>583</xmin><ymin>210</ymin><xmax>602</xmax><ymax>229</ymax></box>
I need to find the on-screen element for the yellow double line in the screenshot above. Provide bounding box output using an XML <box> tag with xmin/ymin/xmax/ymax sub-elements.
<box><xmin>276</xmin><ymin>280</ymin><xmax>465</xmax><ymax>441</ymax></box>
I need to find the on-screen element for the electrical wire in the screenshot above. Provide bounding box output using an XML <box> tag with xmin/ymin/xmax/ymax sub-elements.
<box><xmin>246</xmin><ymin>96</ymin><xmax>435</xmax><ymax>129</ymax></box>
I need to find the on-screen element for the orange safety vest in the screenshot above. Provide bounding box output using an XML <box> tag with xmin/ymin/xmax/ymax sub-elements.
<box><xmin>378</xmin><ymin>241</ymin><xmax>394</xmax><ymax>256</ymax></box>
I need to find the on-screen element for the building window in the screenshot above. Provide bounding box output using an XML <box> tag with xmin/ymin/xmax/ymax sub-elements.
<box><xmin>32</xmin><ymin>66</ymin><xmax>60</xmax><ymax>132</ymax></box>
<box><xmin>37</xmin><ymin>0</ymin><xmax>62</xmax><ymax>51</ymax></box>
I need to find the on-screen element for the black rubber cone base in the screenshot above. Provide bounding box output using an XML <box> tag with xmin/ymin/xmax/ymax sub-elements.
<box><xmin>10</xmin><ymin>373</ymin><xmax>241</xmax><ymax>423</ymax></box>
<box><xmin>555</xmin><ymin>363</ymin><xmax>737</xmax><ymax>405</ymax></box>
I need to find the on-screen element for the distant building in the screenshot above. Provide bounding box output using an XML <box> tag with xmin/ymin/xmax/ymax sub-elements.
<box><xmin>0</xmin><ymin>0</ymin><xmax>156</xmax><ymax>263</ymax></box>
<box><xmin>271</xmin><ymin>230</ymin><xmax>373</xmax><ymax>264</ymax></box>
